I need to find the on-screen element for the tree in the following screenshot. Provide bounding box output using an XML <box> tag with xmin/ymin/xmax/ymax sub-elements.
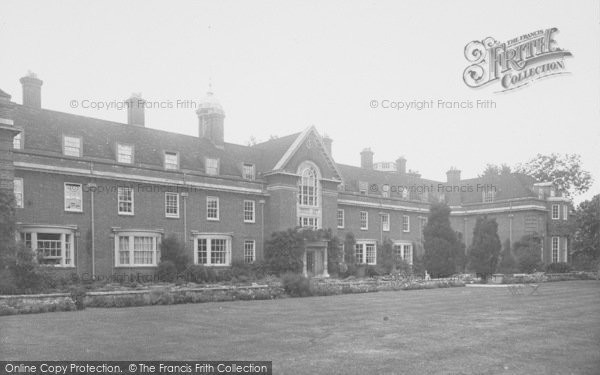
<box><xmin>497</xmin><ymin>239</ymin><xmax>518</xmax><ymax>274</ymax></box>
<box><xmin>479</xmin><ymin>163</ymin><xmax>512</xmax><ymax>177</ymax></box>
<box><xmin>467</xmin><ymin>216</ymin><xmax>501</xmax><ymax>279</ymax></box>
<box><xmin>423</xmin><ymin>202</ymin><xmax>462</xmax><ymax>277</ymax></box>
<box><xmin>514</xmin><ymin>153</ymin><xmax>592</xmax><ymax>198</ymax></box>
<box><xmin>513</xmin><ymin>234</ymin><xmax>543</xmax><ymax>273</ymax></box>
<box><xmin>571</xmin><ymin>194</ymin><xmax>600</xmax><ymax>271</ymax></box>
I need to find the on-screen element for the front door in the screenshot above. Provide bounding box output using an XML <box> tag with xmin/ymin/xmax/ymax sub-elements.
<box><xmin>306</xmin><ymin>250</ymin><xmax>315</xmax><ymax>277</ymax></box>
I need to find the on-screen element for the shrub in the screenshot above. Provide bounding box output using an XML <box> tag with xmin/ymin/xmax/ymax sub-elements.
<box><xmin>513</xmin><ymin>234</ymin><xmax>544</xmax><ymax>273</ymax></box>
<box><xmin>184</xmin><ymin>265</ymin><xmax>217</xmax><ymax>284</ymax></box>
<box><xmin>281</xmin><ymin>272</ymin><xmax>312</xmax><ymax>297</ymax></box>
<box><xmin>160</xmin><ymin>235</ymin><xmax>189</xmax><ymax>272</ymax></box>
<box><xmin>69</xmin><ymin>286</ymin><xmax>87</xmax><ymax>310</ymax></box>
<box><xmin>497</xmin><ymin>240</ymin><xmax>519</xmax><ymax>274</ymax></box>
<box><xmin>545</xmin><ymin>262</ymin><xmax>572</xmax><ymax>274</ymax></box>
<box><xmin>157</xmin><ymin>261</ymin><xmax>178</xmax><ymax>282</ymax></box>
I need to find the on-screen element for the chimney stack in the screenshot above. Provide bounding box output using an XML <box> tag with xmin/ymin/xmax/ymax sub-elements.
<box><xmin>446</xmin><ymin>167</ymin><xmax>462</xmax><ymax>206</ymax></box>
<box><xmin>322</xmin><ymin>135</ymin><xmax>332</xmax><ymax>155</ymax></box>
<box><xmin>360</xmin><ymin>148</ymin><xmax>374</xmax><ymax>169</ymax></box>
<box><xmin>125</xmin><ymin>93</ymin><xmax>146</xmax><ymax>126</ymax></box>
<box><xmin>20</xmin><ymin>72</ymin><xmax>43</xmax><ymax>108</ymax></box>
<box><xmin>395</xmin><ymin>156</ymin><xmax>406</xmax><ymax>174</ymax></box>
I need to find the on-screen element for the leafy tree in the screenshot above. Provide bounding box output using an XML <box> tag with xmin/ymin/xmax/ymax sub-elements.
<box><xmin>497</xmin><ymin>239</ymin><xmax>518</xmax><ymax>274</ymax></box>
<box><xmin>479</xmin><ymin>163</ymin><xmax>512</xmax><ymax>177</ymax></box>
<box><xmin>343</xmin><ymin>232</ymin><xmax>356</xmax><ymax>265</ymax></box>
<box><xmin>571</xmin><ymin>194</ymin><xmax>600</xmax><ymax>271</ymax></box>
<box><xmin>423</xmin><ymin>202</ymin><xmax>462</xmax><ymax>277</ymax></box>
<box><xmin>513</xmin><ymin>234</ymin><xmax>543</xmax><ymax>273</ymax></box>
<box><xmin>467</xmin><ymin>216</ymin><xmax>501</xmax><ymax>279</ymax></box>
<box><xmin>377</xmin><ymin>238</ymin><xmax>395</xmax><ymax>274</ymax></box>
<box><xmin>514</xmin><ymin>153</ymin><xmax>592</xmax><ymax>198</ymax></box>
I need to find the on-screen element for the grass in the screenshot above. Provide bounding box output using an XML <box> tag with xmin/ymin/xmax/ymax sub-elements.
<box><xmin>1</xmin><ymin>280</ymin><xmax>599</xmax><ymax>375</ymax></box>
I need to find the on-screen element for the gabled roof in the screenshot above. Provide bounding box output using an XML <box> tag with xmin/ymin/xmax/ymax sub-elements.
<box><xmin>269</xmin><ymin>126</ymin><xmax>343</xmax><ymax>180</ymax></box>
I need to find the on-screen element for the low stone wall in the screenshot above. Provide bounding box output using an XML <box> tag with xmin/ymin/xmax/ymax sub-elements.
<box><xmin>0</xmin><ymin>285</ymin><xmax>284</xmax><ymax>315</ymax></box>
<box><xmin>0</xmin><ymin>293</ymin><xmax>76</xmax><ymax>315</ymax></box>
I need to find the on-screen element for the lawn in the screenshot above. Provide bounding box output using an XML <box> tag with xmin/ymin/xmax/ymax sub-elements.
<box><xmin>1</xmin><ymin>280</ymin><xmax>599</xmax><ymax>375</ymax></box>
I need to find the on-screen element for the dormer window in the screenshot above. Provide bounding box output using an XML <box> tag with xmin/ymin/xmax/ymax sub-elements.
<box><xmin>483</xmin><ymin>190</ymin><xmax>496</xmax><ymax>203</ymax></box>
<box><xmin>164</xmin><ymin>151</ymin><xmax>179</xmax><ymax>170</ymax></box>
<box><xmin>206</xmin><ymin>158</ymin><xmax>219</xmax><ymax>175</ymax></box>
<box><xmin>117</xmin><ymin>143</ymin><xmax>134</xmax><ymax>164</ymax></box>
<box><xmin>359</xmin><ymin>181</ymin><xmax>368</xmax><ymax>195</ymax></box>
<box><xmin>242</xmin><ymin>163</ymin><xmax>255</xmax><ymax>180</ymax></box>
<box><xmin>63</xmin><ymin>135</ymin><xmax>81</xmax><ymax>157</ymax></box>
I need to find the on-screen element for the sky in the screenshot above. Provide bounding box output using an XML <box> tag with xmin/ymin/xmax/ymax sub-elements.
<box><xmin>1</xmin><ymin>0</ymin><xmax>599</xmax><ymax>204</ymax></box>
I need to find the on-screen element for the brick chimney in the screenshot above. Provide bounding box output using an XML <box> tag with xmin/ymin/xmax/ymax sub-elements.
<box><xmin>20</xmin><ymin>72</ymin><xmax>43</xmax><ymax>108</ymax></box>
<box><xmin>446</xmin><ymin>167</ymin><xmax>462</xmax><ymax>206</ymax></box>
<box><xmin>322</xmin><ymin>135</ymin><xmax>332</xmax><ymax>155</ymax></box>
<box><xmin>360</xmin><ymin>148</ymin><xmax>374</xmax><ymax>169</ymax></box>
<box><xmin>395</xmin><ymin>156</ymin><xmax>406</xmax><ymax>174</ymax></box>
<box><xmin>125</xmin><ymin>93</ymin><xmax>146</xmax><ymax>126</ymax></box>
<box><xmin>0</xmin><ymin>88</ymin><xmax>19</xmax><ymax>192</ymax></box>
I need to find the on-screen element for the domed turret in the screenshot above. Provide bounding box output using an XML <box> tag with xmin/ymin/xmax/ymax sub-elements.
<box><xmin>196</xmin><ymin>86</ymin><xmax>225</xmax><ymax>148</ymax></box>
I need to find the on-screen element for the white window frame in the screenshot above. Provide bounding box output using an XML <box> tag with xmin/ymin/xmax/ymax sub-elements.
<box><xmin>63</xmin><ymin>135</ymin><xmax>82</xmax><ymax>157</ymax></box>
<box><xmin>563</xmin><ymin>238</ymin><xmax>568</xmax><ymax>262</ymax></box>
<box><xmin>64</xmin><ymin>183</ymin><xmax>83</xmax><ymax>212</ymax></box>
<box><xmin>165</xmin><ymin>192</ymin><xmax>179</xmax><ymax>218</ymax></box>
<box><xmin>205</xmin><ymin>157</ymin><xmax>220</xmax><ymax>175</ymax></box>
<box><xmin>243</xmin><ymin>200</ymin><xmax>255</xmax><ymax>223</ymax></box>
<box><xmin>117</xmin><ymin>186</ymin><xmax>134</xmax><ymax>215</ymax></box>
<box><xmin>242</xmin><ymin>163</ymin><xmax>255</xmax><ymax>180</ymax></box>
<box><xmin>403</xmin><ymin>215</ymin><xmax>410</xmax><ymax>232</ymax></box>
<box><xmin>193</xmin><ymin>235</ymin><xmax>232</xmax><ymax>266</ymax></box>
<box><xmin>562</xmin><ymin>205</ymin><xmax>568</xmax><ymax>220</ymax></box>
<box><xmin>244</xmin><ymin>240</ymin><xmax>256</xmax><ymax>264</ymax></box>
<box><xmin>355</xmin><ymin>241</ymin><xmax>377</xmax><ymax>265</ymax></box>
<box><xmin>13</xmin><ymin>132</ymin><xmax>22</xmax><ymax>150</ymax></box>
<box><xmin>19</xmin><ymin>227</ymin><xmax>76</xmax><ymax>267</ymax></box>
<box><xmin>358</xmin><ymin>181</ymin><xmax>368</xmax><ymax>195</ymax></box>
<box><xmin>206</xmin><ymin>196</ymin><xmax>220</xmax><ymax>221</ymax></box>
<box><xmin>551</xmin><ymin>236</ymin><xmax>559</xmax><ymax>263</ymax></box>
<box><xmin>551</xmin><ymin>204</ymin><xmax>559</xmax><ymax>220</ymax></box>
<box><xmin>483</xmin><ymin>190</ymin><xmax>495</xmax><ymax>203</ymax></box>
<box><xmin>382</xmin><ymin>213</ymin><xmax>390</xmax><ymax>232</ymax></box>
<box><xmin>164</xmin><ymin>151</ymin><xmax>179</xmax><ymax>170</ymax></box>
<box><xmin>337</xmin><ymin>209</ymin><xmax>345</xmax><ymax>229</ymax></box>
<box><xmin>116</xmin><ymin>143</ymin><xmax>134</xmax><ymax>164</ymax></box>
<box><xmin>360</xmin><ymin>211</ymin><xmax>368</xmax><ymax>230</ymax></box>
<box><xmin>14</xmin><ymin>178</ymin><xmax>23</xmax><ymax>208</ymax></box>
<box><xmin>114</xmin><ymin>231</ymin><xmax>161</xmax><ymax>267</ymax></box>
<box><xmin>299</xmin><ymin>216</ymin><xmax>319</xmax><ymax>229</ymax></box>
<box><xmin>393</xmin><ymin>242</ymin><xmax>413</xmax><ymax>265</ymax></box>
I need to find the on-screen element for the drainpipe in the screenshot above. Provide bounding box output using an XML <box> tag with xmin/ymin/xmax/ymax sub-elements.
<box><xmin>87</xmin><ymin>182</ymin><xmax>97</xmax><ymax>278</ymax></box>
<box><xmin>182</xmin><ymin>192</ymin><xmax>188</xmax><ymax>244</ymax></box>
<box><xmin>259</xmin><ymin>199</ymin><xmax>266</xmax><ymax>260</ymax></box>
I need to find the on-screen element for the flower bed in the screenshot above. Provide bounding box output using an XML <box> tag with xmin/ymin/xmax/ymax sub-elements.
<box><xmin>309</xmin><ymin>277</ymin><xmax>465</xmax><ymax>296</ymax></box>
<box><xmin>0</xmin><ymin>293</ymin><xmax>76</xmax><ymax>315</ymax></box>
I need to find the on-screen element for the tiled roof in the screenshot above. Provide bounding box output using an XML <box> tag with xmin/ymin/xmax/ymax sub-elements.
<box><xmin>11</xmin><ymin>103</ymin><xmax>541</xmax><ymax>205</ymax></box>
<box><xmin>458</xmin><ymin>173</ymin><xmax>537</xmax><ymax>204</ymax></box>
<box><xmin>13</xmin><ymin>105</ymin><xmax>291</xmax><ymax>179</ymax></box>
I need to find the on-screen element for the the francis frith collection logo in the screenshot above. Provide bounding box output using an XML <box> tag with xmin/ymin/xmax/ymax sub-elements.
<box><xmin>463</xmin><ymin>28</ymin><xmax>572</xmax><ymax>92</ymax></box>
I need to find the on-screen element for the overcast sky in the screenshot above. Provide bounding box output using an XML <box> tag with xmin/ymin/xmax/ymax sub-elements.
<box><xmin>1</xmin><ymin>0</ymin><xmax>598</xmax><ymax>203</ymax></box>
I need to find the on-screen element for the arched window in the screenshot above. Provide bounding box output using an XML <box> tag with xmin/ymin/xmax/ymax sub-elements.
<box><xmin>298</xmin><ymin>167</ymin><xmax>318</xmax><ymax>206</ymax></box>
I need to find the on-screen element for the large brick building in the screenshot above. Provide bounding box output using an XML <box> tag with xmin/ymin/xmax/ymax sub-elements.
<box><xmin>0</xmin><ymin>74</ymin><xmax>572</xmax><ymax>278</ymax></box>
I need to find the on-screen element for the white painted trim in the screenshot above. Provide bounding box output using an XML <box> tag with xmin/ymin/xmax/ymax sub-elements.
<box><xmin>547</xmin><ymin>197</ymin><xmax>571</xmax><ymax>202</ymax></box>
<box><xmin>272</xmin><ymin>126</ymin><xmax>343</xmax><ymax>179</ymax></box>
<box><xmin>338</xmin><ymin>199</ymin><xmax>429</xmax><ymax>213</ymax></box>
<box><xmin>0</xmin><ymin>118</ymin><xmax>14</xmax><ymax>125</ymax></box>
<box><xmin>266</xmin><ymin>185</ymin><xmax>297</xmax><ymax>192</ymax></box>
<box><xmin>451</xmin><ymin>205</ymin><xmax>548</xmax><ymax>215</ymax></box>
<box><xmin>14</xmin><ymin>162</ymin><xmax>264</xmax><ymax>195</ymax></box>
